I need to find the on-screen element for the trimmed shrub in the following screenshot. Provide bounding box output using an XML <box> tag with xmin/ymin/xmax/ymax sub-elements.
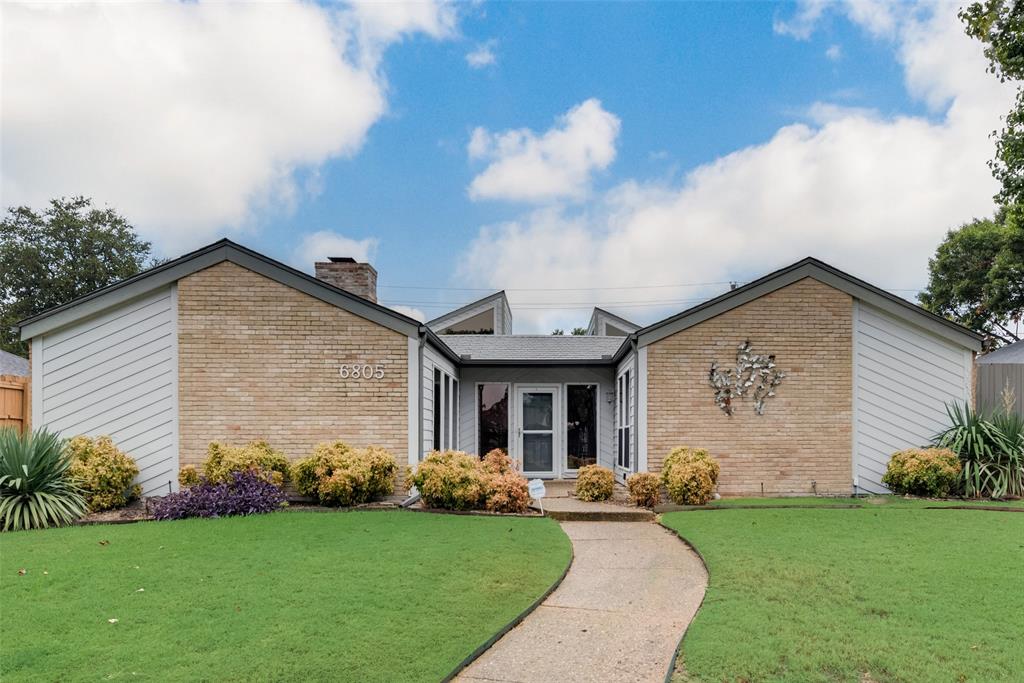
<box><xmin>484</xmin><ymin>471</ymin><xmax>531</xmax><ymax>513</ymax></box>
<box><xmin>627</xmin><ymin>472</ymin><xmax>661</xmax><ymax>508</ymax></box>
<box><xmin>410</xmin><ymin>450</ymin><xmax>488</xmax><ymax>510</ymax></box>
<box><xmin>178</xmin><ymin>465</ymin><xmax>201</xmax><ymax>489</ymax></box>
<box><xmin>152</xmin><ymin>470</ymin><xmax>284</xmax><ymax>520</ymax></box>
<box><xmin>662</xmin><ymin>446</ymin><xmax>720</xmax><ymax>505</ymax></box>
<box><xmin>290</xmin><ymin>442</ymin><xmax>397</xmax><ymax>506</ymax></box>
<box><xmin>67</xmin><ymin>435</ymin><xmax>141</xmax><ymax>511</ymax></box>
<box><xmin>882</xmin><ymin>447</ymin><xmax>962</xmax><ymax>497</ymax></box>
<box><xmin>0</xmin><ymin>427</ymin><xmax>87</xmax><ymax>531</ymax></box>
<box><xmin>574</xmin><ymin>464</ymin><xmax>614</xmax><ymax>502</ymax></box>
<box><xmin>203</xmin><ymin>440</ymin><xmax>290</xmax><ymax>488</ymax></box>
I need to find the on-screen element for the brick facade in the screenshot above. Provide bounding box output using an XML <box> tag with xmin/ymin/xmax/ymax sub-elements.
<box><xmin>646</xmin><ymin>277</ymin><xmax>853</xmax><ymax>496</ymax></box>
<box><xmin>177</xmin><ymin>262</ymin><xmax>409</xmax><ymax>480</ymax></box>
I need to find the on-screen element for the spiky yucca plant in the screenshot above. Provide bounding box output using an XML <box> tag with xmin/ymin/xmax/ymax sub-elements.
<box><xmin>0</xmin><ymin>428</ymin><xmax>87</xmax><ymax>531</ymax></box>
<box><xmin>936</xmin><ymin>403</ymin><xmax>1024</xmax><ymax>498</ymax></box>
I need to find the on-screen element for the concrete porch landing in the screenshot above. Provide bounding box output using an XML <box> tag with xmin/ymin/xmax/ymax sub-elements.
<box><xmin>529</xmin><ymin>480</ymin><xmax>654</xmax><ymax>522</ymax></box>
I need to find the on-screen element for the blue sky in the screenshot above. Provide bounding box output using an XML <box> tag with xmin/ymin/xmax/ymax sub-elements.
<box><xmin>2</xmin><ymin>1</ymin><xmax>1012</xmax><ymax>331</ymax></box>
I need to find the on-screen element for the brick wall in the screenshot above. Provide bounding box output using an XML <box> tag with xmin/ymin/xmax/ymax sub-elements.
<box><xmin>646</xmin><ymin>277</ymin><xmax>853</xmax><ymax>496</ymax></box>
<box><xmin>177</xmin><ymin>262</ymin><xmax>409</xmax><ymax>482</ymax></box>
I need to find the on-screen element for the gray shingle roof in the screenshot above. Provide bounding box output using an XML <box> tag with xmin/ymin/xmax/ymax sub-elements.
<box><xmin>0</xmin><ymin>350</ymin><xmax>29</xmax><ymax>376</ymax></box>
<box><xmin>440</xmin><ymin>335</ymin><xmax>627</xmax><ymax>363</ymax></box>
<box><xmin>978</xmin><ymin>340</ymin><xmax>1024</xmax><ymax>364</ymax></box>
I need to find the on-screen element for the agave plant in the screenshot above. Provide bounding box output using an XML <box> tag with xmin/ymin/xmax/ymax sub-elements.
<box><xmin>0</xmin><ymin>428</ymin><xmax>87</xmax><ymax>531</ymax></box>
<box><xmin>935</xmin><ymin>403</ymin><xmax>1024</xmax><ymax>498</ymax></box>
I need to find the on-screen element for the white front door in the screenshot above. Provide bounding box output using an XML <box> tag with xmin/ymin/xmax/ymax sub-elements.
<box><xmin>515</xmin><ymin>385</ymin><xmax>559</xmax><ymax>477</ymax></box>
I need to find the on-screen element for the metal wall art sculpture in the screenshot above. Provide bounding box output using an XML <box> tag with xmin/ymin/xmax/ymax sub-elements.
<box><xmin>708</xmin><ymin>340</ymin><xmax>785</xmax><ymax>416</ymax></box>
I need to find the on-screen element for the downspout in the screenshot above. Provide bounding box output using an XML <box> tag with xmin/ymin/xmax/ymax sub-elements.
<box><xmin>417</xmin><ymin>326</ymin><xmax>427</xmax><ymax>464</ymax></box>
<box><xmin>402</xmin><ymin>327</ymin><xmax>429</xmax><ymax>508</ymax></box>
<box><xmin>631</xmin><ymin>335</ymin><xmax>639</xmax><ymax>475</ymax></box>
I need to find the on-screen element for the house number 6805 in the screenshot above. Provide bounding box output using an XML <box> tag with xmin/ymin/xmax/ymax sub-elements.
<box><xmin>340</xmin><ymin>364</ymin><xmax>385</xmax><ymax>380</ymax></box>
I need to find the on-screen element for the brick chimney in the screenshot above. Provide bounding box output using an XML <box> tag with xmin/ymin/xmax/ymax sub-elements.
<box><xmin>315</xmin><ymin>257</ymin><xmax>378</xmax><ymax>303</ymax></box>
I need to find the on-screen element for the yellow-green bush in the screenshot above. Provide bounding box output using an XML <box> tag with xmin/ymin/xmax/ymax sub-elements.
<box><xmin>410</xmin><ymin>450</ymin><xmax>488</xmax><ymax>510</ymax></box>
<box><xmin>882</xmin><ymin>447</ymin><xmax>962</xmax><ymax>497</ymax></box>
<box><xmin>662</xmin><ymin>446</ymin><xmax>720</xmax><ymax>505</ymax></box>
<box><xmin>627</xmin><ymin>472</ymin><xmax>661</xmax><ymax>508</ymax></box>
<box><xmin>203</xmin><ymin>440</ymin><xmax>290</xmax><ymax>487</ymax></box>
<box><xmin>67</xmin><ymin>435</ymin><xmax>140</xmax><ymax>511</ymax></box>
<box><xmin>574</xmin><ymin>464</ymin><xmax>614</xmax><ymax>502</ymax></box>
<box><xmin>290</xmin><ymin>441</ymin><xmax>397</xmax><ymax>506</ymax></box>
<box><xmin>178</xmin><ymin>465</ymin><xmax>201</xmax><ymax>489</ymax></box>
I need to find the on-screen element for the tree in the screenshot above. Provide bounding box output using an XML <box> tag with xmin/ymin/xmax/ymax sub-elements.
<box><xmin>961</xmin><ymin>1</ymin><xmax>1024</xmax><ymax>204</ymax></box>
<box><xmin>551</xmin><ymin>329</ymin><xmax>564</xmax><ymax>335</ymax></box>
<box><xmin>919</xmin><ymin>211</ymin><xmax>1024</xmax><ymax>347</ymax></box>
<box><xmin>570</xmin><ymin>327</ymin><xmax>588</xmax><ymax>336</ymax></box>
<box><xmin>0</xmin><ymin>197</ymin><xmax>156</xmax><ymax>355</ymax></box>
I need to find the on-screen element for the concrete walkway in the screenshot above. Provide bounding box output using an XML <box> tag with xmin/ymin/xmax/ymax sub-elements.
<box><xmin>456</xmin><ymin>521</ymin><xmax>708</xmax><ymax>683</ymax></box>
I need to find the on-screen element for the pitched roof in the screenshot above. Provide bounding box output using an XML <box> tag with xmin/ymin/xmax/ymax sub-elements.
<box><xmin>18</xmin><ymin>239</ymin><xmax>421</xmax><ymax>340</ymax></box>
<box><xmin>426</xmin><ymin>291</ymin><xmax>509</xmax><ymax>331</ymax></box>
<box><xmin>0</xmin><ymin>350</ymin><xmax>29</xmax><ymax>376</ymax></box>
<box><xmin>587</xmin><ymin>307</ymin><xmax>640</xmax><ymax>334</ymax></box>
<box><xmin>978</xmin><ymin>340</ymin><xmax>1024</xmax><ymax>364</ymax></box>
<box><xmin>631</xmin><ymin>257</ymin><xmax>982</xmax><ymax>353</ymax></box>
<box><xmin>441</xmin><ymin>334</ymin><xmax>627</xmax><ymax>364</ymax></box>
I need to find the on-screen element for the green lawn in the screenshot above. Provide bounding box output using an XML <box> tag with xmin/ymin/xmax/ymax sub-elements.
<box><xmin>662</xmin><ymin>506</ymin><xmax>1024</xmax><ymax>682</ymax></box>
<box><xmin>706</xmin><ymin>496</ymin><xmax>1024</xmax><ymax>509</ymax></box>
<box><xmin>2</xmin><ymin>510</ymin><xmax>571</xmax><ymax>682</ymax></box>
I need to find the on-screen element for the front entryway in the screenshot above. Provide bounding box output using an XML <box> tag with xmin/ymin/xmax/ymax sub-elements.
<box><xmin>515</xmin><ymin>385</ymin><xmax>559</xmax><ymax>477</ymax></box>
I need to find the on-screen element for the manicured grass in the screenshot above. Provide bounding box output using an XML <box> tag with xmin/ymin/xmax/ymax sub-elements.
<box><xmin>2</xmin><ymin>510</ymin><xmax>571</xmax><ymax>682</ymax></box>
<box><xmin>662</xmin><ymin>505</ymin><xmax>1024</xmax><ymax>682</ymax></box>
<box><xmin>708</xmin><ymin>495</ymin><xmax>1024</xmax><ymax>508</ymax></box>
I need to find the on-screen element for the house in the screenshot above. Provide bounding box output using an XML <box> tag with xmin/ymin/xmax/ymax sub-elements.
<box><xmin>17</xmin><ymin>238</ymin><xmax>981</xmax><ymax>497</ymax></box>
<box><xmin>0</xmin><ymin>349</ymin><xmax>30</xmax><ymax>377</ymax></box>
<box><xmin>976</xmin><ymin>340</ymin><xmax>1024</xmax><ymax>417</ymax></box>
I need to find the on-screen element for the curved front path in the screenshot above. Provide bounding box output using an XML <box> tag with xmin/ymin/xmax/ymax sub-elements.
<box><xmin>456</xmin><ymin>521</ymin><xmax>708</xmax><ymax>683</ymax></box>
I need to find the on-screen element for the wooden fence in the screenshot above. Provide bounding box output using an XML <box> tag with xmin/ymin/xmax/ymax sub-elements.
<box><xmin>977</xmin><ymin>363</ymin><xmax>1024</xmax><ymax>418</ymax></box>
<box><xmin>0</xmin><ymin>375</ymin><xmax>30</xmax><ymax>433</ymax></box>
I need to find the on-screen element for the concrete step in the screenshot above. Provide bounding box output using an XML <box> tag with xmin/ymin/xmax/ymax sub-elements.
<box><xmin>538</xmin><ymin>508</ymin><xmax>656</xmax><ymax>522</ymax></box>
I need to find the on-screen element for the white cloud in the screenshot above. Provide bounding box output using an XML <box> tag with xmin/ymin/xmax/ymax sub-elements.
<box><xmin>467</xmin><ymin>98</ymin><xmax>621</xmax><ymax>202</ymax></box>
<box><xmin>0</xmin><ymin>1</ymin><xmax>455</xmax><ymax>255</ymax></box>
<box><xmin>773</xmin><ymin>0</ymin><xmax>829</xmax><ymax>39</ymax></box>
<box><xmin>388</xmin><ymin>305</ymin><xmax>427</xmax><ymax>322</ymax></box>
<box><xmin>826</xmin><ymin>44</ymin><xmax>843</xmax><ymax>61</ymax></box>
<box><xmin>466</xmin><ymin>40</ymin><xmax>497</xmax><ymax>69</ymax></box>
<box><xmin>459</xmin><ymin>2</ymin><xmax>1014</xmax><ymax>333</ymax></box>
<box><xmin>290</xmin><ymin>230</ymin><xmax>379</xmax><ymax>272</ymax></box>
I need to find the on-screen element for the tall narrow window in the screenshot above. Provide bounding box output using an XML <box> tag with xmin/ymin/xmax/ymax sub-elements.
<box><xmin>442</xmin><ymin>374</ymin><xmax>451</xmax><ymax>450</ymax></box>
<box><xmin>617</xmin><ymin>370</ymin><xmax>631</xmax><ymax>470</ymax></box>
<box><xmin>478</xmin><ymin>383</ymin><xmax>509</xmax><ymax>455</ymax></box>
<box><xmin>433</xmin><ymin>368</ymin><xmax>442</xmax><ymax>451</ymax></box>
<box><xmin>566</xmin><ymin>384</ymin><xmax>597</xmax><ymax>470</ymax></box>
<box><xmin>452</xmin><ymin>379</ymin><xmax>460</xmax><ymax>450</ymax></box>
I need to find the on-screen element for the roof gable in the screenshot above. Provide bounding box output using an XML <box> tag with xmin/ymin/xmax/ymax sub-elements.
<box><xmin>635</xmin><ymin>258</ymin><xmax>982</xmax><ymax>352</ymax></box>
<box><xmin>18</xmin><ymin>239</ymin><xmax>421</xmax><ymax>340</ymax></box>
<box><xmin>427</xmin><ymin>291</ymin><xmax>511</xmax><ymax>334</ymax></box>
<box><xmin>587</xmin><ymin>307</ymin><xmax>639</xmax><ymax>336</ymax></box>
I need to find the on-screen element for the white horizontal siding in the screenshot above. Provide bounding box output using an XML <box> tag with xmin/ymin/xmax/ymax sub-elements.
<box><xmin>37</xmin><ymin>287</ymin><xmax>179</xmax><ymax>496</ymax></box>
<box><xmin>854</xmin><ymin>301</ymin><xmax>971</xmax><ymax>494</ymax></box>
<box><xmin>422</xmin><ymin>344</ymin><xmax>458</xmax><ymax>459</ymax></box>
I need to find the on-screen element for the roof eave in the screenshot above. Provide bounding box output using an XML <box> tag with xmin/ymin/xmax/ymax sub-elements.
<box><xmin>19</xmin><ymin>239</ymin><xmax>421</xmax><ymax>340</ymax></box>
<box><xmin>634</xmin><ymin>257</ymin><xmax>982</xmax><ymax>352</ymax></box>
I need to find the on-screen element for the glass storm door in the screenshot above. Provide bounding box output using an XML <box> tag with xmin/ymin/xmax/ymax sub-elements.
<box><xmin>516</xmin><ymin>386</ymin><xmax>558</xmax><ymax>477</ymax></box>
